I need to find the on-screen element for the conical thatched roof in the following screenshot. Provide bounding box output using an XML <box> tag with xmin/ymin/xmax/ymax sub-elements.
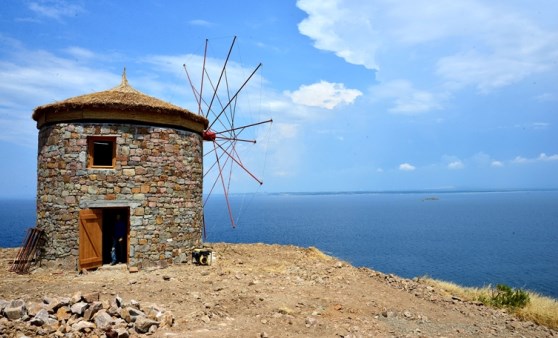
<box><xmin>32</xmin><ymin>70</ymin><xmax>208</xmax><ymax>133</ymax></box>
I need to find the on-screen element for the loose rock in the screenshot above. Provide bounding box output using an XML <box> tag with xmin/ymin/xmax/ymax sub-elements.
<box><xmin>30</xmin><ymin>309</ymin><xmax>51</xmax><ymax>326</ymax></box>
<box><xmin>4</xmin><ymin>299</ymin><xmax>27</xmax><ymax>320</ymax></box>
<box><xmin>70</xmin><ymin>301</ymin><xmax>89</xmax><ymax>315</ymax></box>
<box><xmin>0</xmin><ymin>293</ymin><xmax>172</xmax><ymax>337</ymax></box>
<box><xmin>134</xmin><ymin>316</ymin><xmax>159</xmax><ymax>333</ymax></box>
<box><xmin>71</xmin><ymin>319</ymin><xmax>95</xmax><ymax>332</ymax></box>
<box><xmin>93</xmin><ymin>309</ymin><xmax>114</xmax><ymax>330</ymax></box>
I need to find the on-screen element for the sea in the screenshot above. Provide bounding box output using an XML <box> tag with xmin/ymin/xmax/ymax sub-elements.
<box><xmin>2</xmin><ymin>190</ymin><xmax>557</xmax><ymax>299</ymax></box>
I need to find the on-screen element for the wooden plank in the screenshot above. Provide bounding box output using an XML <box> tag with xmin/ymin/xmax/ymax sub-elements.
<box><xmin>79</xmin><ymin>209</ymin><xmax>103</xmax><ymax>270</ymax></box>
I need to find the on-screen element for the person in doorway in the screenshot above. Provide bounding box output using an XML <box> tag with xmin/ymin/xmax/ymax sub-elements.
<box><xmin>111</xmin><ymin>214</ymin><xmax>126</xmax><ymax>265</ymax></box>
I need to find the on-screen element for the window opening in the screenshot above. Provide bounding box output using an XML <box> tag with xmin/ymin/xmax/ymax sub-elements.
<box><xmin>88</xmin><ymin>137</ymin><xmax>116</xmax><ymax>168</ymax></box>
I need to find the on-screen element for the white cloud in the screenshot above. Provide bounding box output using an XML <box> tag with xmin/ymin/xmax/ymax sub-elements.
<box><xmin>512</xmin><ymin>153</ymin><xmax>558</xmax><ymax>164</ymax></box>
<box><xmin>144</xmin><ymin>52</ymin><xmax>272</xmax><ymax>119</ymax></box>
<box><xmin>370</xmin><ymin>80</ymin><xmax>443</xmax><ymax>114</ymax></box>
<box><xmin>28</xmin><ymin>1</ymin><xmax>84</xmax><ymax>20</ymax></box>
<box><xmin>272</xmin><ymin>171</ymin><xmax>291</xmax><ymax>177</ymax></box>
<box><xmin>436</xmin><ymin>52</ymin><xmax>548</xmax><ymax>93</ymax></box>
<box><xmin>189</xmin><ymin>19</ymin><xmax>213</xmax><ymax>27</ymax></box>
<box><xmin>399</xmin><ymin>163</ymin><xmax>416</xmax><ymax>171</ymax></box>
<box><xmin>512</xmin><ymin>156</ymin><xmax>529</xmax><ymax>164</ymax></box>
<box><xmin>265</xmin><ymin>95</ymin><xmax>323</xmax><ymax>121</ymax></box>
<box><xmin>470</xmin><ymin>152</ymin><xmax>492</xmax><ymax>167</ymax></box>
<box><xmin>297</xmin><ymin>0</ymin><xmax>558</xmax><ymax>94</ymax></box>
<box><xmin>457</xmin><ymin>152</ymin><xmax>505</xmax><ymax>168</ymax></box>
<box><xmin>491</xmin><ymin>161</ymin><xmax>504</xmax><ymax>168</ymax></box>
<box><xmin>0</xmin><ymin>44</ymin><xmax>119</xmax><ymax>147</ymax></box>
<box><xmin>538</xmin><ymin>153</ymin><xmax>558</xmax><ymax>162</ymax></box>
<box><xmin>531</xmin><ymin>122</ymin><xmax>549</xmax><ymax>130</ymax></box>
<box><xmin>448</xmin><ymin>161</ymin><xmax>464</xmax><ymax>170</ymax></box>
<box><xmin>144</xmin><ymin>51</ymin><xmax>348</xmax><ymax>151</ymax></box>
<box><xmin>0</xmin><ymin>49</ymin><xmax>118</xmax><ymax>102</ymax></box>
<box><xmin>272</xmin><ymin>123</ymin><xmax>298</xmax><ymax>140</ymax></box>
<box><xmin>286</xmin><ymin>81</ymin><xmax>362</xmax><ymax>110</ymax></box>
<box><xmin>260</xmin><ymin>123</ymin><xmax>303</xmax><ymax>178</ymax></box>
<box><xmin>387</xmin><ymin>1</ymin><xmax>557</xmax><ymax>92</ymax></box>
<box><xmin>145</xmin><ymin>53</ymin><xmax>256</xmax><ymax>91</ymax></box>
<box><xmin>297</xmin><ymin>0</ymin><xmax>381</xmax><ymax>70</ymax></box>
<box><xmin>63</xmin><ymin>47</ymin><xmax>96</xmax><ymax>60</ymax></box>
<box><xmin>508</xmin><ymin>122</ymin><xmax>551</xmax><ymax>131</ymax></box>
<box><xmin>535</xmin><ymin>93</ymin><xmax>558</xmax><ymax>102</ymax></box>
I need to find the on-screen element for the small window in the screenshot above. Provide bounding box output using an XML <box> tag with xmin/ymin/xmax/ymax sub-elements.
<box><xmin>88</xmin><ymin>137</ymin><xmax>116</xmax><ymax>168</ymax></box>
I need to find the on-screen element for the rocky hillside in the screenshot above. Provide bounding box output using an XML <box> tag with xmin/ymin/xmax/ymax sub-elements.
<box><xmin>0</xmin><ymin>243</ymin><xmax>556</xmax><ymax>337</ymax></box>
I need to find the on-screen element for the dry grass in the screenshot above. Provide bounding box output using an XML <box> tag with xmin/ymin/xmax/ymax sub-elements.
<box><xmin>420</xmin><ymin>277</ymin><xmax>488</xmax><ymax>300</ymax></box>
<box><xmin>305</xmin><ymin>246</ymin><xmax>335</xmax><ymax>261</ymax></box>
<box><xmin>422</xmin><ymin>277</ymin><xmax>558</xmax><ymax>330</ymax></box>
<box><xmin>517</xmin><ymin>292</ymin><xmax>558</xmax><ymax>330</ymax></box>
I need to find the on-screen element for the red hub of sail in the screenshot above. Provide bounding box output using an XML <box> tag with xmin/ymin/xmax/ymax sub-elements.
<box><xmin>203</xmin><ymin>130</ymin><xmax>217</xmax><ymax>141</ymax></box>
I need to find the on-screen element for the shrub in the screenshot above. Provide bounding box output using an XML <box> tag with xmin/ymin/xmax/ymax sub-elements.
<box><xmin>481</xmin><ymin>284</ymin><xmax>530</xmax><ymax>309</ymax></box>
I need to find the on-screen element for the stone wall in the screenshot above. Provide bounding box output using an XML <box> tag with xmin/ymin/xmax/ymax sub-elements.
<box><xmin>36</xmin><ymin>122</ymin><xmax>204</xmax><ymax>268</ymax></box>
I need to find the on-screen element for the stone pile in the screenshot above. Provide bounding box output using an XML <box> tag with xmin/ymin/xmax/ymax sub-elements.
<box><xmin>0</xmin><ymin>291</ymin><xmax>174</xmax><ymax>337</ymax></box>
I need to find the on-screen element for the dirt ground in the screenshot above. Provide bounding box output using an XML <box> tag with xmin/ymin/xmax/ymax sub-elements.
<box><xmin>1</xmin><ymin>243</ymin><xmax>556</xmax><ymax>337</ymax></box>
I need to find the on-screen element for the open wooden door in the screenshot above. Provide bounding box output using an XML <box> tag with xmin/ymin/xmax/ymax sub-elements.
<box><xmin>79</xmin><ymin>209</ymin><xmax>103</xmax><ymax>270</ymax></box>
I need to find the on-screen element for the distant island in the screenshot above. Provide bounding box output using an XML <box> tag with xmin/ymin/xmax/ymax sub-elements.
<box><xmin>422</xmin><ymin>196</ymin><xmax>439</xmax><ymax>201</ymax></box>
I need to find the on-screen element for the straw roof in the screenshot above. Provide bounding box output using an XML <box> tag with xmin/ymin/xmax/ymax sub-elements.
<box><xmin>32</xmin><ymin>70</ymin><xmax>208</xmax><ymax>133</ymax></box>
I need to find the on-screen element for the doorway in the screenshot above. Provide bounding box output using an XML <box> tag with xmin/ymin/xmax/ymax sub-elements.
<box><xmin>101</xmin><ymin>208</ymin><xmax>129</xmax><ymax>265</ymax></box>
<box><xmin>78</xmin><ymin>207</ymin><xmax>129</xmax><ymax>270</ymax></box>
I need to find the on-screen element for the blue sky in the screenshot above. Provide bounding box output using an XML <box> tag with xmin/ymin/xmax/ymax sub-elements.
<box><xmin>1</xmin><ymin>0</ymin><xmax>557</xmax><ymax>198</ymax></box>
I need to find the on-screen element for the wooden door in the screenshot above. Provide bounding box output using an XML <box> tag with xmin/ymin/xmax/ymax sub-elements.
<box><xmin>79</xmin><ymin>209</ymin><xmax>103</xmax><ymax>270</ymax></box>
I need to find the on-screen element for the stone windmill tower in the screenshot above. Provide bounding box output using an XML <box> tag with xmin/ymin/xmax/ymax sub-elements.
<box><xmin>32</xmin><ymin>71</ymin><xmax>209</xmax><ymax>270</ymax></box>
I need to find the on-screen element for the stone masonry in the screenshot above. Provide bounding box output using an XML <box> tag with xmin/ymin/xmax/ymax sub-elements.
<box><xmin>36</xmin><ymin>122</ymin><xmax>204</xmax><ymax>268</ymax></box>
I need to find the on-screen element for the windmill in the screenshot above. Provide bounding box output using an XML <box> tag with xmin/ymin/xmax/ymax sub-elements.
<box><xmin>184</xmin><ymin>36</ymin><xmax>273</xmax><ymax>231</ymax></box>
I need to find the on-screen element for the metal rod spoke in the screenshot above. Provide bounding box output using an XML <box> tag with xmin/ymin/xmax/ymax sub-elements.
<box><xmin>215</xmin><ymin>141</ymin><xmax>263</xmax><ymax>185</ymax></box>
<box><xmin>183</xmin><ymin>64</ymin><xmax>201</xmax><ymax>113</ymax></box>
<box><xmin>203</xmin><ymin>68</ymin><xmax>232</xmax><ymax>132</ymax></box>
<box><xmin>208</xmin><ymin>62</ymin><xmax>262</xmax><ymax>131</ymax></box>
<box><xmin>206</xmin><ymin>36</ymin><xmax>236</xmax><ymax>119</ymax></box>
<box><xmin>215</xmin><ymin>136</ymin><xmax>256</xmax><ymax>143</ymax></box>
<box><xmin>214</xmin><ymin>141</ymin><xmax>236</xmax><ymax>228</ymax></box>
<box><xmin>203</xmin><ymin>139</ymin><xmax>233</xmax><ymax>178</ymax></box>
<box><xmin>200</xmin><ymin>39</ymin><xmax>208</xmax><ymax>116</ymax></box>
<box><xmin>214</xmin><ymin>118</ymin><xmax>273</xmax><ymax>135</ymax></box>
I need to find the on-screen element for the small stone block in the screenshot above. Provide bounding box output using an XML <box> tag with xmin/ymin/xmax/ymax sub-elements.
<box><xmin>82</xmin><ymin>292</ymin><xmax>100</xmax><ymax>303</ymax></box>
